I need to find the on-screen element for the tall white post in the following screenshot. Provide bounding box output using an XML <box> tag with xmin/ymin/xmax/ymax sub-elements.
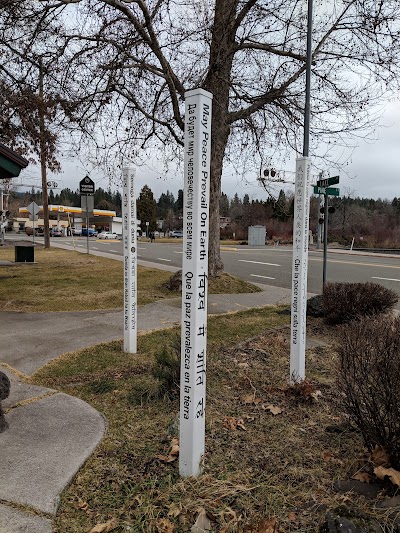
<box><xmin>290</xmin><ymin>157</ymin><xmax>311</xmax><ymax>382</ymax></box>
<box><xmin>122</xmin><ymin>166</ymin><xmax>137</xmax><ymax>354</ymax></box>
<box><xmin>179</xmin><ymin>88</ymin><xmax>213</xmax><ymax>478</ymax></box>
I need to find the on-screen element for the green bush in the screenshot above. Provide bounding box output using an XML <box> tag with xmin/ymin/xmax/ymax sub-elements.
<box><xmin>337</xmin><ymin>315</ymin><xmax>400</xmax><ymax>469</ymax></box>
<box><xmin>152</xmin><ymin>334</ymin><xmax>181</xmax><ymax>398</ymax></box>
<box><xmin>323</xmin><ymin>281</ymin><xmax>397</xmax><ymax>325</ymax></box>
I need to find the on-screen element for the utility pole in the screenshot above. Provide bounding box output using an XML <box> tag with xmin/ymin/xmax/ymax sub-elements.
<box><xmin>39</xmin><ymin>59</ymin><xmax>50</xmax><ymax>249</ymax></box>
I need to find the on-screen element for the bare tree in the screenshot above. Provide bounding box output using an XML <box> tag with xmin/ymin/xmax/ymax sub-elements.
<box><xmin>4</xmin><ymin>0</ymin><xmax>400</xmax><ymax>274</ymax></box>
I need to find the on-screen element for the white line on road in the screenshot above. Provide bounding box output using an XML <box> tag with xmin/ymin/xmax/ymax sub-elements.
<box><xmin>157</xmin><ymin>257</ymin><xmax>172</xmax><ymax>262</ymax></box>
<box><xmin>239</xmin><ymin>259</ymin><xmax>280</xmax><ymax>267</ymax></box>
<box><xmin>372</xmin><ymin>276</ymin><xmax>400</xmax><ymax>282</ymax></box>
<box><xmin>173</xmin><ymin>251</ymin><xmax>183</xmax><ymax>254</ymax></box>
<box><xmin>250</xmin><ymin>274</ymin><xmax>276</xmax><ymax>280</ymax></box>
<box><xmin>92</xmin><ymin>247</ymin><xmax>99</xmax><ymax>250</ymax></box>
<box><xmin>138</xmin><ymin>247</ymin><xmax>147</xmax><ymax>250</ymax></box>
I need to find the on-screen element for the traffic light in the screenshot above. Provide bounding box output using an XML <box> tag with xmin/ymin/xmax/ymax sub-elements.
<box><xmin>328</xmin><ymin>206</ymin><xmax>335</xmax><ymax>214</ymax></box>
<box><xmin>263</xmin><ymin>168</ymin><xmax>277</xmax><ymax>178</ymax></box>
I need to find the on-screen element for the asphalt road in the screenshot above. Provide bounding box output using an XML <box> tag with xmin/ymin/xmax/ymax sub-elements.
<box><xmin>11</xmin><ymin>233</ymin><xmax>400</xmax><ymax>296</ymax></box>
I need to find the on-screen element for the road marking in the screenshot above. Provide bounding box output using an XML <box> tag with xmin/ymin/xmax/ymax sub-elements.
<box><xmin>157</xmin><ymin>257</ymin><xmax>172</xmax><ymax>262</ymax></box>
<box><xmin>239</xmin><ymin>259</ymin><xmax>280</xmax><ymax>267</ymax></box>
<box><xmin>372</xmin><ymin>276</ymin><xmax>400</xmax><ymax>282</ymax></box>
<box><xmin>92</xmin><ymin>247</ymin><xmax>99</xmax><ymax>250</ymax></box>
<box><xmin>138</xmin><ymin>247</ymin><xmax>147</xmax><ymax>250</ymax></box>
<box><xmin>250</xmin><ymin>274</ymin><xmax>276</xmax><ymax>280</ymax></box>
<box><xmin>173</xmin><ymin>251</ymin><xmax>183</xmax><ymax>254</ymax></box>
<box><xmin>310</xmin><ymin>257</ymin><xmax>400</xmax><ymax>269</ymax></box>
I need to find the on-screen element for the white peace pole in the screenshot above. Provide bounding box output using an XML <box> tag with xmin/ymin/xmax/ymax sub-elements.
<box><xmin>179</xmin><ymin>88</ymin><xmax>213</xmax><ymax>478</ymax></box>
<box><xmin>122</xmin><ymin>166</ymin><xmax>137</xmax><ymax>354</ymax></box>
<box><xmin>290</xmin><ymin>157</ymin><xmax>311</xmax><ymax>382</ymax></box>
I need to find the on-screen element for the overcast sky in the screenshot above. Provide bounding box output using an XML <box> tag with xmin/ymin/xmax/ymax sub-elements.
<box><xmin>15</xmin><ymin>99</ymin><xmax>400</xmax><ymax>203</ymax></box>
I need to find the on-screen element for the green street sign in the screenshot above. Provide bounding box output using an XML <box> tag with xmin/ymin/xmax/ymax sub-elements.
<box><xmin>316</xmin><ymin>175</ymin><xmax>339</xmax><ymax>188</ymax></box>
<box><xmin>313</xmin><ymin>186</ymin><xmax>340</xmax><ymax>196</ymax></box>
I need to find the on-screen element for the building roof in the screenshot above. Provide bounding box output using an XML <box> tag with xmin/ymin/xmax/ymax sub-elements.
<box><xmin>0</xmin><ymin>143</ymin><xmax>29</xmax><ymax>180</ymax></box>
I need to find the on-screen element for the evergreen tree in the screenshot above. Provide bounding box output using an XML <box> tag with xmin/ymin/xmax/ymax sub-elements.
<box><xmin>137</xmin><ymin>185</ymin><xmax>157</xmax><ymax>232</ymax></box>
<box><xmin>219</xmin><ymin>192</ymin><xmax>230</xmax><ymax>217</ymax></box>
<box><xmin>175</xmin><ymin>189</ymin><xmax>183</xmax><ymax>214</ymax></box>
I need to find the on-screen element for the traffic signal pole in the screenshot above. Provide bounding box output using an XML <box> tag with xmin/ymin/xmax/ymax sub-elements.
<box><xmin>323</xmin><ymin>192</ymin><xmax>328</xmax><ymax>287</ymax></box>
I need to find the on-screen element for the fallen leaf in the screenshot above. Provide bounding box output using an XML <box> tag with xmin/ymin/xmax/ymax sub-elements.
<box><xmin>371</xmin><ymin>445</ymin><xmax>391</xmax><ymax>467</ymax></box>
<box><xmin>155</xmin><ymin>517</ymin><xmax>175</xmax><ymax>533</ymax></box>
<box><xmin>374</xmin><ymin>466</ymin><xmax>400</xmax><ymax>487</ymax></box>
<box><xmin>168</xmin><ymin>503</ymin><xmax>181</xmax><ymax>518</ymax></box>
<box><xmin>157</xmin><ymin>438</ymin><xmax>180</xmax><ymax>462</ymax></box>
<box><xmin>169</xmin><ymin>437</ymin><xmax>180</xmax><ymax>456</ymax></box>
<box><xmin>236</xmin><ymin>418</ymin><xmax>247</xmax><ymax>431</ymax></box>
<box><xmin>156</xmin><ymin>454</ymin><xmax>171</xmax><ymax>462</ymax></box>
<box><xmin>191</xmin><ymin>507</ymin><xmax>212</xmax><ymax>532</ymax></box>
<box><xmin>89</xmin><ymin>518</ymin><xmax>118</xmax><ymax>533</ymax></box>
<box><xmin>323</xmin><ymin>451</ymin><xmax>333</xmax><ymax>462</ymax></box>
<box><xmin>224</xmin><ymin>416</ymin><xmax>238</xmax><ymax>431</ymax></box>
<box><xmin>237</xmin><ymin>362</ymin><xmax>249</xmax><ymax>368</ymax></box>
<box><xmin>256</xmin><ymin>518</ymin><xmax>277</xmax><ymax>532</ymax></box>
<box><xmin>288</xmin><ymin>511</ymin><xmax>297</xmax><ymax>522</ymax></box>
<box><xmin>352</xmin><ymin>472</ymin><xmax>372</xmax><ymax>484</ymax></box>
<box><xmin>311</xmin><ymin>390</ymin><xmax>322</xmax><ymax>401</ymax></box>
<box><xmin>262</xmin><ymin>404</ymin><xmax>283</xmax><ymax>415</ymax></box>
<box><xmin>242</xmin><ymin>394</ymin><xmax>262</xmax><ymax>405</ymax></box>
<box><xmin>243</xmin><ymin>394</ymin><xmax>255</xmax><ymax>404</ymax></box>
<box><xmin>76</xmin><ymin>498</ymin><xmax>90</xmax><ymax>511</ymax></box>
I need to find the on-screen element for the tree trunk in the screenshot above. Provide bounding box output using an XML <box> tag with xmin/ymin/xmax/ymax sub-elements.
<box><xmin>39</xmin><ymin>62</ymin><xmax>50</xmax><ymax>249</ymax></box>
<box><xmin>203</xmin><ymin>0</ymin><xmax>237</xmax><ymax>277</ymax></box>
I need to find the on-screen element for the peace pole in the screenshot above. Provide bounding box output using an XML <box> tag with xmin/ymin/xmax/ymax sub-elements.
<box><xmin>290</xmin><ymin>0</ymin><xmax>313</xmax><ymax>382</ymax></box>
<box><xmin>179</xmin><ymin>88</ymin><xmax>213</xmax><ymax>477</ymax></box>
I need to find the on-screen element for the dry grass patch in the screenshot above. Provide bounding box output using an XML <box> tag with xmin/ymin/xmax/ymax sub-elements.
<box><xmin>0</xmin><ymin>246</ymin><xmax>174</xmax><ymax>311</ymax></box>
<box><xmin>0</xmin><ymin>246</ymin><xmax>260</xmax><ymax>312</ymax></box>
<box><xmin>30</xmin><ymin>310</ymin><xmax>399</xmax><ymax>532</ymax></box>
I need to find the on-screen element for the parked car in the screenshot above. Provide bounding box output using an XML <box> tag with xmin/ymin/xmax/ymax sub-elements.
<box><xmin>71</xmin><ymin>227</ymin><xmax>82</xmax><ymax>236</ymax></box>
<box><xmin>98</xmin><ymin>231</ymin><xmax>118</xmax><ymax>240</ymax></box>
<box><xmin>169</xmin><ymin>230</ymin><xmax>184</xmax><ymax>238</ymax></box>
<box><xmin>82</xmin><ymin>228</ymin><xmax>98</xmax><ymax>237</ymax></box>
<box><xmin>25</xmin><ymin>227</ymin><xmax>44</xmax><ymax>236</ymax></box>
<box><xmin>50</xmin><ymin>228</ymin><xmax>64</xmax><ymax>237</ymax></box>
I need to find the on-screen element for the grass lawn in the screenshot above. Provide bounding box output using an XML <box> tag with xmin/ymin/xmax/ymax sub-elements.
<box><xmin>30</xmin><ymin>310</ymin><xmax>395</xmax><ymax>532</ymax></box>
<box><xmin>0</xmin><ymin>246</ymin><xmax>260</xmax><ymax>312</ymax></box>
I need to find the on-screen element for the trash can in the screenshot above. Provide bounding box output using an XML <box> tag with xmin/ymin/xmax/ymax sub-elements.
<box><xmin>15</xmin><ymin>245</ymin><xmax>34</xmax><ymax>263</ymax></box>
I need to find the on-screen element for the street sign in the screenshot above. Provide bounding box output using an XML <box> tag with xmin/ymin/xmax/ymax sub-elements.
<box><xmin>27</xmin><ymin>201</ymin><xmax>40</xmax><ymax>216</ymax></box>
<box><xmin>81</xmin><ymin>194</ymin><xmax>94</xmax><ymax>215</ymax></box>
<box><xmin>79</xmin><ymin>176</ymin><xmax>95</xmax><ymax>195</ymax></box>
<box><xmin>316</xmin><ymin>175</ymin><xmax>339</xmax><ymax>188</ymax></box>
<box><xmin>313</xmin><ymin>186</ymin><xmax>340</xmax><ymax>196</ymax></box>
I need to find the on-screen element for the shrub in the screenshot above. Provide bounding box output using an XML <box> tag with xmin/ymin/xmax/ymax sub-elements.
<box><xmin>152</xmin><ymin>334</ymin><xmax>181</xmax><ymax>398</ymax></box>
<box><xmin>323</xmin><ymin>281</ymin><xmax>397</xmax><ymax>325</ymax></box>
<box><xmin>306</xmin><ymin>295</ymin><xmax>324</xmax><ymax>317</ymax></box>
<box><xmin>336</xmin><ymin>315</ymin><xmax>400</xmax><ymax>469</ymax></box>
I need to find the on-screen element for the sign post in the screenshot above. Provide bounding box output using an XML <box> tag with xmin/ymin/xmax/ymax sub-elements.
<box><xmin>179</xmin><ymin>88</ymin><xmax>213</xmax><ymax>478</ymax></box>
<box><xmin>122</xmin><ymin>167</ymin><xmax>137</xmax><ymax>354</ymax></box>
<box><xmin>290</xmin><ymin>157</ymin><xmax>311</xmax><ymax>383</ymax></box>
<box><xmin>79</xmin><ymin>176</ymin><xmax>95</xmax><ymax>254</ymax></box>
<box><xmin>27</xmin><ymin>201</ymin><xmax>40</xmax><ymax>244</ymax></box>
